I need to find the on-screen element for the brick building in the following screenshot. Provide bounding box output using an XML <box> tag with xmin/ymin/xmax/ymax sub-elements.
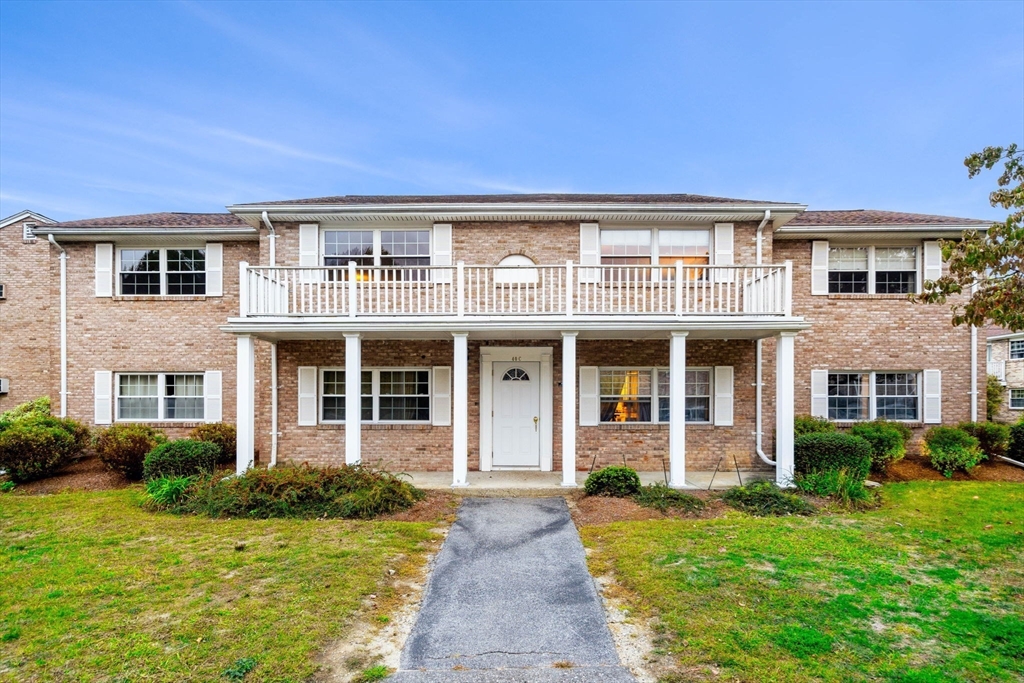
<box><xmin>0</xmin><ymin>195</ymin><xmax>992</xmax><ymax>487</ymax></box>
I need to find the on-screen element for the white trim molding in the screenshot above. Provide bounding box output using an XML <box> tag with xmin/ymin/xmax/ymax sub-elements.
<box><xmin>479</xmin><ymin>346</ymin><xmax>555</xmax><ymax>473</ymax></box>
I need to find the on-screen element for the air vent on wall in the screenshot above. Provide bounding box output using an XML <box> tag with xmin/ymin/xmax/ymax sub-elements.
<box><xmin>0</xmin><ymin>283</ymin><xmax>6</xmax><ymax>299</ymax></box>
<box><xmin>0</xmin><ymin>378</ymin><xmax>9</xmax><ymax>395</ymax></box>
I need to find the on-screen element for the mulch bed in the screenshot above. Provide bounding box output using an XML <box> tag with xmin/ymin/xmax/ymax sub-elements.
<box><xmin>878</xmin><ymin>453</ymin><xmax>1024</xmax><ymax>483</ymax></box>
<box><xmin>380</xmin><ymin>490</ymin><xmax>459</xmax><ymax>523</ymax></box>
<box><xmin>569</xmin><ymin>490</ymin><xmax>728</xmax><ymax>527</ymax></box>
<box><xmin>11</xmin><ymin>456</ymin><xmax>131</xmax><ymax>494</ymax></box>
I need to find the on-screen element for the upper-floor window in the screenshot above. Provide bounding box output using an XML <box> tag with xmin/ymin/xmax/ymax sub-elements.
<box><xmin>117</xmin><ymin>372</ymin><xmax>204</xmax><ymax>421</ymax></box>
<box><xmin>600</xmin><ymin>229</ymin><xmax>710</xmax><ymax>269</ymax></box>
<box><xmin>828</xmin><ymin>246</ymin><xmax>918</xmax><ymax>294</ymax></box>
<box><xmin>323</xmin><ymin>229</ymin><xmax>430</xmax><ymax>280</ymax></box>
<box><xmin>599</xmin><ymin>367</ymin><xmax>711</xmax><ymax>424</ymax></box>
<box><xmin>1010</xmin><ymin>340</ymin><xmax>1024</xmax><ymax>360</ymax></box>
<box><xmin>119</xmin><ymin>248</ymin><xmax>206</xmax><ymax>295</ymax></box>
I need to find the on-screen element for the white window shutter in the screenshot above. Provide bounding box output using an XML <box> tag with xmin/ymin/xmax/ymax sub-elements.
<box><xmin>811</xmin><ymin>241</ymin><xmax>829</xmax><ymax>295</ymax></box>
<box><xmin>713</xmin><ymin>366</ymin><xmax>734</xmax><ymax>426</ymax></box>
<box><xmin>432</xmin><ymin>366</ymin><xmax>452</xmax><ymax>426</ymax></box>
<box><xmin>811</xmin><ymin>369</ymin><xmax>829</xmax><ymax>418</ymax></box>
<box><xmin>431</xmin><ymin>223</ymin><xmax>452</xmax><ymax>283</ymax></box>
<box><xmin>923</xmin><ymin>369</ymin><xmax>942</xmax><ymax>423</ymax></box>
<box><xmin>923</xmin><ymin>241</ymin><xmax>942</xmax><ymax>284</ymax></box>
<box><xmin>94</xmin><ymin>370</ymin><xmax>112</xmax><ymax>425</ymax></box>
<box><xmin>579</xmin><ymin>366</ymin><xmax>600</xmax><ymax>426</ymax></box>
<box><xmin>579</xmin><ymin>223</ymin><xmax>600</xmax><ymax>284</ymax></box>
<box><xmin>205</xmin><ymin>243</ymin><xmax>223</xmax><ymax>296</ymax></box>
<box><xmin>713</xmin><ymin>223</ymin><xmax>735</xmax><ymax>283</ymax></box>
<box><xmin>95</xmin><ymin>243</ymin><xmax>113</xmax><ymax>297</ymax></box>
<box><xmin>204</xmin><ymin>370</ymin><xmax>222</xmax><ymax>423</ymax></box>
<box><xmin>298</xmin><ymin>366</ymin><xmax>318</xmax><ymax>426</ymax></box>
<box><xmin>298</xmin><ymin>224</ymin><xmax>319</xmax><ymax>267</ymax></box>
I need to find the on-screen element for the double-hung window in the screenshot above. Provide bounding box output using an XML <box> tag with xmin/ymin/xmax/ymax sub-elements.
<box><xmin>119</xmin><ymin>248</ymin><xmax>206</xmax><ymax>295</ymax></box>
<box><xmin>826</xmin><ymin>371</ymin><xmax>919</xmax><ymax>421</ymax></box>
<box><xmin>323</xmin><ymin>229</ymin><xmax>430</xmax><ymax>281</ymax></box>
<box><xmin>1010</xmin><ymin>389</ymin><xmax>1024</xmax><ymax>410</ymax></box>
<box><xmin>600</xmin><ymin>229</ymin><xmax>710</xmax><ymax>280</ymax></box>
<box><xmin>116</xmin><ymin>373</ymin><xmax>204</xmax><ymax>421</ymax></box>
<box><xmin>827</xmin><ymin>246</ymin><xmax>918</xmax><ymax>294</ymax></box>
<box><xmin>320</xmin><ymin>368</ymin><xmax>431</xmax><ymax>423</ymax></box>
<box><xmin>1010</xmin><ymin>340</ymin><xmax>1024</xmax><ymax>360</ymax></box>
<box><xmin>600</xmin><ymin>367</ymin><xmax>711</xmax><ymax>424</ymax></box>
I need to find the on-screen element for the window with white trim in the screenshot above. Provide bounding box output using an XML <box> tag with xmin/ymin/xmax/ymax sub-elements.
<box><xmin>1010</xmin><ymin>340</ymin><xmax>1024</xmax><ymax>360</ymax></box>
<box><xmin>828</xmin><ymin>246</ymin><xmax>918</xmax><ymax>294</ymax></box>
<box><xmin>116</xmin><ymin>373</ymin><xmax>204</xmax><ymax>421</ymax></box>
<box><xmin>600</xmin><ymin>229</ymin><xmax>710</xmax><ymax>266</ymax></box>
<box><xmin>600</xmin><ymin>367</ymin><xmax>711</xmax><ymax>424</ymax></box>
<box><xmin>1010</xmin><ymin>389</ymin><xmax>1024</xmax><ymax>409</ymax></box>
<box><xmin>119</xmin><ymin>248</ymin><xmax>206</xmax><ymax>295</ymax></box>
<box><xmin>320</xmin><ymin>368</ymin><xmax>431</xmax><ymax>423</ymax></box>
<box><xmin>827</xmin><ymin>371</ymin><xmax>920</xmax><ymax>421</ymax></box>
<box><xmin>323</xmin><ymin>229</ymin><xmax>430</xmax><ymax>280</ymax></box>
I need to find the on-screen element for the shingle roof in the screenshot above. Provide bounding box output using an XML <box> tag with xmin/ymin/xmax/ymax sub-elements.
<box><xmin>49</xmin><ymin>212</ymin><xmax>248</xmax><ymax>228</ymax></box>
<box><xmin>239</xmin><ymin>193</ymin><xmax>795</xmax><ymax>207</ymax></box>
<box><xmin>789</xmin><ymin>209</ymin><xmax>990</xmax><ymax>227</ymax></box>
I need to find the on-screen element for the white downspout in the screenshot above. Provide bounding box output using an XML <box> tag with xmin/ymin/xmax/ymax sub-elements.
<box><xmin>48</xmin><ymin>235</ymin><xmax>68</xmax><ymax>418</ymax></box>
<box><xmin>262</xmin><ymin>210</ymin><xmax>276</xmax><ymax>267</ymax></box>
<box><xmin>970</xmin><ymin>280</ymin><xmax>978</xmax><ymax>422</ymax></box>
<box><xmin>261</xmin><ymin>211</ymin><xmax>279</xmax><ymax>466</ymax></box>
<box><xmin>754</xmin><ymin>210</ymin><xmax>776</xmax><ymax>466</ymax></box>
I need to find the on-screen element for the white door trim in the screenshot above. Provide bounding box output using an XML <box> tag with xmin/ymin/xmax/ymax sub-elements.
<box><xmin>480</xmin><ymin>346</ymin><xmax>553</xmax><ymax>471</ymax></box>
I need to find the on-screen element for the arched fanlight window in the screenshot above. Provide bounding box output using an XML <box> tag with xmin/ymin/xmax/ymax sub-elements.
<box><xmin>502</xmin><ymin>367</ymin><xmax>530</xmax><ymax>382</ymax></box>
<box><xmin>494</xmin><ymin>254</ymin><xmax>539</xmax><ymax>284</ymax></box>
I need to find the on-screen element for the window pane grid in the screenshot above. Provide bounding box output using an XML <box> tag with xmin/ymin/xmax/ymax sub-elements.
<box><xmin>606</xmin><ymin>368</ymin><xmax>711</xmax><ymax>424</ymax></box>
<box><xmin>828</xmin><ymin>373</ymin><xmax>868</xmax><ymax>420</ymax></box>
<box><xmin>1010</xmin><ymin>340</ymin><xmax>1024</xmax><ymax>360</ymax></box>
<box><xmin>166</xmin><ymin>249</ymin><xmax>206</xmax><ymax>295</ymax></box>
<box><xmin>119</xmin><ymin>249</ymin><xmax>161</xmax><ymax>295</ymax></box>
<box><xmin>875</xmin><ymin>372</ymin><xmax>919</xmax><ymax>421</ymax></box>
<box><xmin>117</xmin><ymin>373</ymin><xmax>204</xmax><ymax>421</ymax></box>
<box><xmin>322</xmin><ymin>369</ymin><xmax>428</xmax><ymax>422</ymax></box>
<box><xmin>1010</xmin><ymin>389</ymin><xmax>1024</xmax><ymax>409</ymax></box>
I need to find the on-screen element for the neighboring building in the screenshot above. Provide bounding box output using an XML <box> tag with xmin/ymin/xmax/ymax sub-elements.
<box><xmin>987</xmin><ymin>328</ymin><xmax>1024</xmax><ymax>422</ymax></box>
<box><xmin>2</xmin><ymin>195</ymin><xmax>991</xmax><ymax>487</ymax></box>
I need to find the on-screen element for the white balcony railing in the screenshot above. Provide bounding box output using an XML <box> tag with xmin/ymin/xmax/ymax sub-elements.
<box><xmin>988</xmin><ymin>360</ymin><xmax>1006</xmax><ymax>383</ymax></box>
<box><xmin>239</xmin><ymin>261</ymin><xmax>793</xmax><ymax>319</ymax></box>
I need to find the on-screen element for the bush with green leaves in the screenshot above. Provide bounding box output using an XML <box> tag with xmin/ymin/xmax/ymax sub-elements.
<box><xmin>0</xmin><ymin>414</ymin><xmax>89</xmax><ymax>482</ymax></box>
<box><xmin>144</xmin><ymin>476</ymin><xmax>197</xmax><ymax>508</ymax></box>
<box><xmin>794</xmin><ymin>432</ymin><xmax>872</xmax><ymax>481</ymax></box>
<box><xmin>958</xmin><ymin>421</ymin><xmax>1011</xmax><ymax>458</ymax></box>
<box><xmin>142</xmin><ymin>439</ymin><xmax>219</xmax><ymax>480</ymax></box>
<box><xmin>633</xmin><ymin>483</ymin><xmax>706</xmax><ymax>513</ymax></box>
<box><xmin>188</xmin><ymin>423</ymin><xmax>236</xmax><ymax>465</ymax></box>
<box><xmin>584</xmin><ymin>465</ymin><xmax>642</xmax><ymax>497</ymax></box>
<box><xmin>94</xmin><ymin>424</ymin><xmax>167</xmax><ymax>480</ymax></box>
<box><xmin>0</xmin><ymin>396</ymin><xmax>51</xmax><ymax>425</ymax></box>
<box><xmin>923</xmin><ymin>426</ymin><xmax>984</xmax><ymax>477</ymax></box>
<box><xmin>721</xmin><ymin>481</ymin><xmax>816</xmax><ymax>517</ymax></box>
<box><xmin>874</xmin><ymin>418</ymin><xmax>913</xmax><ymax>445</ymax></box>
<box><xmin>987</xmin><ymin>374</ymin><xmax>1005</xmax><ymax>420</ymax></box>
<box><xmin>1011</xmin><ymin>417</ymin><xmax>1024</xmax><ymax>462</ymax></box>
<box><xmin>849</xmin><ymin>421</ymin><xmax>906</xmax><ymax>471</ymax></box>
<box><xmin>794</xmin><ymin>469</ymin><xmax>878</xmax><ymax>510</ymax></box>
<box><xmin>170</xmin><ymin>464</ymin><xmax>424</xmax><ymax>519</ymax></box>
<box><xmin>794</xmin><ymin>415</ymin><xmax>836</xmax><ymax>438</ymax></box>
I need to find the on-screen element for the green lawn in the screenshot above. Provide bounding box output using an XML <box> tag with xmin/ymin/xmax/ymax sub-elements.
<box><xmin>0</xmin><ymin>489</ymin><xmax>439</xmax><ymax>682</ymax></box>
<box><xmin>582</xmin><ymin>482</ymin><xmax>1024</xmax><ymax>683</ymax></box>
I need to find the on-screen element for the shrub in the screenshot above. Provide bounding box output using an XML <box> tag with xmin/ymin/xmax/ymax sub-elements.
<box><xmin>873</xmin><ymin>418</ymin><xmax>913</xmax><ymax>445</ymax></box>
<box><xmin>923</xmin><ymin>426</ymin><xmax>984</xmax><ymax>478</ymax></box>
<box><xmin>958</xmin><ymin>421</ymin><xmax>1011</xmax><ymax>458</ymax></box>
<box><xmin>0</xmin><ymin>397</ymin><xmax>51</xmax><ymax>426</ymax></box>
<box><xmin>584</xmin><ymin>466</ymin><xmax>642</xmax><ymax>497</ymax></box>
<box><xmin>188</xmin><ymin>423</ymin><xmax>236</xmax><ymax>465</ymax></box>
<box><xmin>144</xmin><ymin>476</ymin><xmax>197</xmax><ymax>508</ymax></box>
<box><xmin>987</xmin><ymin>374</ymin><xmax>1005</xmax><ymax>421</ymax></box>
<box><xmin>0</xmin><ymin>415</ymin><xmax>87</xmax><ymax>482</ymax></box>
<box><xmin>94</xmin><ymin>424</ymin><xmax>167</xmax><ymax>480</ymax></box>
<box><xmin>173</xmin><ymin>464</ymin><xmax>424</xmax><ymax>519</ymax></box>
<box><xmin>794</xmin><ymin>415</ymin><xmax>836</xmax><ymax>438</ymax></box>
<box><xmin>794</xmin><ymin>469</ymin><xmax>878</xmax><ymax>510</ymax></box>
<box><xmin>849</xmin><ymin>421</ymin><xmax>906</xmax><ymax>471</ymax></box>
<box><xmin>794</xmin><ymin>432</ymin><xmax>872</xmax><ymax>481</ymax></box>
<box><xmin>1010</xmin><ymin>417</ymin><xmax>1024</xmax><ymax>462</ymax></box>
<box><xmin>143</xmin><ymin>440</ymin><xmax>219</xmax><ymax>480</ymax></box>
<box><xmin>721</xmin><ymin>481</ymin><xmax>816</xmax><ymax>517</ymax></box>
<box><xmin>633</xmin><ymin>483</ymin><xmax>706</xmax><ymax>513</ymax></box>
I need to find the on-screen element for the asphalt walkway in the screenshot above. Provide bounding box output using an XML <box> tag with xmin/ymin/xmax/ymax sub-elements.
<box><xmin>389</xmin><ymin>497</ymin><xmax>635</xmax><ymax>682</ymax></box>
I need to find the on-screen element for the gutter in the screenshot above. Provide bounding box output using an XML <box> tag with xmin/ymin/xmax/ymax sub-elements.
<box><xmin>261</xmin><ymin>212</ymin><xmax>280</xmax><ymax>467</ymax></box>
<box><xmin>753</xmin><ymin>210</ymin><xmax>777</xmax><ymax>466</ymax></box>
<box><xmin>48</xmin><ymin>235</ymin><xmax>68</xmax><ymax>418</ymax></box>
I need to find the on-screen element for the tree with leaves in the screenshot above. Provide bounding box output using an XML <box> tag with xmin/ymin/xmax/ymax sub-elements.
<box><xmin>915</xmin><ymin>144</ymin><xmax>1023</xmax><ymax>331</ymax></box>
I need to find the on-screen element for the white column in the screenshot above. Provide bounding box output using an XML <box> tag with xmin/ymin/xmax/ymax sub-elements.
<box><xmin>344</xmin><ymin>333</ymin><xmax>362</xmax><ymax>465</ymax></box>
<box><xmin>776</xmin><ymin>332</ymin><xmax>797</xmax><ymax>486</ymax></box>
<box><xmin>561</xmin><ymin>332</ymin><xmax>578</xmax><ymax>487</ymax></box>
<box><xmin>452</xmin><ymin>332</ymin><xmax>469</xmax><ymax>487</ymax></box>
<box><xmin>669</xmin><ymin>332</ymin><xmax>688</xmax><ymax>487</ymax></box>
<box><xmin>235</xmin><ymin>335</ymin><xmax>256</xmax><ymax>474</ymax></box>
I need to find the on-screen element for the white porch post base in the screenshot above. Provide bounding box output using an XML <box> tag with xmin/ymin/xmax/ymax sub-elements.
<box><xmin>235</xmin><ymin>335</ymin><xmax>255</xmax><ymax>474</ymax></box>
<box><xmin>776</xmin><ymin>332</ymin><xmax>797</xmax><ymax>486</ymax></box>
<box><xmin>344</xmin><ymin>333</ymin><xmax>362</xmax><ymax>465</ymax></box>
<box><xmin>669</xmin><ymin>332</ymin><xmax>688</xmax><ymax>488</ymax></box>
<box><xmin>561</xmin><ymin>332</ymin><xmax>578</xmax><ymax>487</ymax></box>
<box><xmin>452</xmin><ymin>332</ymin><xmax>469</xmax><ymax>487</ymax></box>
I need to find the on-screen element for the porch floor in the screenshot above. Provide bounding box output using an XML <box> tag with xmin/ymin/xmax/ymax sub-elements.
<box><xmin>404</xmin><ymin>469</ymin><xmax>773</xmax><ymax>496</ymax></box>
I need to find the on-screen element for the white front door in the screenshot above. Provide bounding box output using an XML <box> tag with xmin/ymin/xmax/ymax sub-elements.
<box><xmin>492</xmin><ymin>361</ymin><xmax>541</xmax><ymax>468</ymax></box>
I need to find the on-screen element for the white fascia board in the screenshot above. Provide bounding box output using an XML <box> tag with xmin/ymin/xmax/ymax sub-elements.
<box><xmin>0</xmin><ymin>210</ymin><xmax>56</xmax><ymax>230</ymax></box>
<box><xmin>31</xmin><ymin>227</ymin><xmax>258</xmax><ymax>241</ymax></box>
<box><xmin>775</xmin><ymin>224</ymin><xmax>990</xmax><ymax>240</ymax></box>
<box><xmin>987</xmin><ymin>332</ymin><xmax>1024</xmax><ymax>342</ymax></box>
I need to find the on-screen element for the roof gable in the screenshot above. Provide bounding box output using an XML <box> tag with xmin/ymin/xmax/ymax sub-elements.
<box><xmin>0</xmin><ymin>210</ymin><xmax>56</xmax><ymax>230</ymax></box>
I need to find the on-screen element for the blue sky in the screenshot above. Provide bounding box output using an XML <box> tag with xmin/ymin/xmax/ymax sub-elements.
<box><xmin>1</xmin><ymin>1</ymin><xmax>1021</xmax><ymax>222</ymax></box>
